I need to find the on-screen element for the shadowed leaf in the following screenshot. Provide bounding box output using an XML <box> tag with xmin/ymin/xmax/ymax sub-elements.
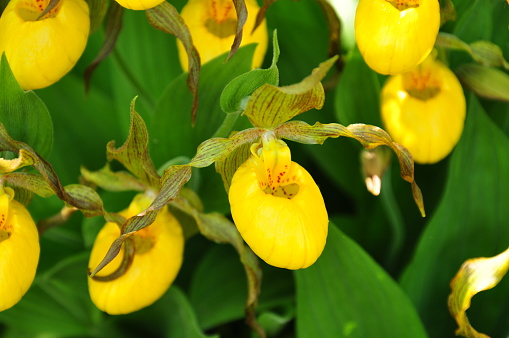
<box><xmin>456</xmin><ymin>64</ymin><xmax>509</xmax><ymax>102</ymax></box>
<box><xmin>87</xmin><ymin>0</ymin><xmax>109</xmax><ymax>33</ymax></box>
<box><xmin>171</xmin><ymin>194</ymin><xmax>264</xmax><ymax>337</ymax></box>
<box><xmin>400</xmin><ymin>95</ymin><xmax>509</xmax><ymax>337</ymax></box>
<box><xmin>85</xmin><ymin>2</ymin><xmax>124</xmax><ymax>92</ymax></box>
<box><xmin>146</xmin><ymin>1</ymin><xmax>200</xmax><ymax>123</ymax></box>
<box><xmin>316</xmin><ymin>0</ymin><xmax>343</xmax><ymax>61</ymax></box>
<box><xmin>106</xmin><ymin>97</ymin><xmax>160</xmax><ymax>187</ymax></box>
<box><xmin>0</xmin><ymin>54</ymin><xmax>53</xmax><ymax>158</ymax></box>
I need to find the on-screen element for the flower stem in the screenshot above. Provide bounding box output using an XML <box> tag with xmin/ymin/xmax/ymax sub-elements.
<box><xmin>380</xmin><ymin>166</ymin><xmax>405</xmax><ymax>267</ymax></box>
<box><xmin>212</xmin><ymin>111</ymin><xmax>240</xmax><ymax>138</ymax></box>
<box><xmin>112</xmin><ymin>49</ymin><xmax>157</xmax><ymax>113</ymax></box>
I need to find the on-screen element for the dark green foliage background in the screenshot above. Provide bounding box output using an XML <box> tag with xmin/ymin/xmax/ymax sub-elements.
<box><xmin>1</xmin><ymin>0</ymin><xmax>509</xmax><ymax>337</ymax></box>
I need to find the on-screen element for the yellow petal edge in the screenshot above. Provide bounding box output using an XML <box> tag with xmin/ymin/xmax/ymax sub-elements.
<box><xmin>0</xmin><ymin>187</ymin><xmax>40</xmax><ymax>312</ymax></box>
<box><xmin>115</xmin><ymin>0</ymin><xmax>164</xmax><ymax>11</ymax></box>
<box><xmin>0</xmin><ymin>0</ymin><xmax>90</xmax><ymax>90</ymax></box>
<box><xmin>229</xmin><ymin>137</ymin><xmax>329</xmax><ymax>270</ymax></box>
<box><xmin>88</xmin><ymin>193</ymin><xmax>184</xmax><ymax>315</ymax></box>
<box><xmin>177</xmin><ymin>0</ymin><xmax>268</xmax><ymax>71</ymax></box>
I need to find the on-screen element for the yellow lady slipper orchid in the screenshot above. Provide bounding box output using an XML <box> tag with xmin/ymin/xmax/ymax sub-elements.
<box><xmin>354</xmin><ymin>0</ymin><xmax>440</xmax><ymax>75</ymax></box>
<box><xmin>0</xmin><ymin>187</ymin><xmax>40</xmax><ymax>312</ymax></box>
<box><xmin>381</xmin><ymin>56</ymin><xmax>466</xmax><ymax>164</ymax></box>
<box><xmin>115</xmin><ymin>0</ymin><xmax>163</xmax><ymax>10</ymax></box>
<box><xmin>177</xmin><ymin>0</ymin><xmax>268</xmax><ymax>71</ymax></box>
<box><xmin>88</xmin><ymin>193</ymin><xmax>184</xmax><ymax>315</ymax></box>
<box><xmin>0</xmin><ymin>0</ymin><xmax>90</xmax><ymax>90</ymax></box>
<box><xmin>229</xmin><ymin>134</ymin><xmax>329</xmax><ymax>270</ymax></box>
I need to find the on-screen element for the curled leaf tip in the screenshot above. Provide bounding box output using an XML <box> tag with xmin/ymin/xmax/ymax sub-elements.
<box><xmin>90</xmin><ymin>237</ymin><xmax>135</xmax><ymax>282</ymax></box>
<box><xmin>449</xmin><ymin>247</ymin><xmax>509</xmax><ymax>338</ymax></box>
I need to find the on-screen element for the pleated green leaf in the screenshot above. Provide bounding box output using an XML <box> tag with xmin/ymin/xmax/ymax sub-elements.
<box><xmin>295</xmin><ymin>224</ymin><xmax>427</xmax><ymax>338</ymax></box>
<box><xmin>400</xmin><ymin>95</ymin><xmax>509</xmax><ymax>337</ymax></box>
<box><xmin>146</xmin><ymin>1</ymin><xmax>200</xmax><ymax>123</ymax></box>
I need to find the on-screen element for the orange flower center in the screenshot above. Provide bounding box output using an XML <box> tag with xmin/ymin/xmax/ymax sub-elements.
<box><xmin>17</xmin><ymin>0</ymin><xmax>61</xmax><ymax>22</ymax></box>
<box><xmin>403</xmin><ymin>68</ymin><xmax>441</xmax><ymax>100</ymax></box>
<box><xmin>386</xmin><ymin>0</ymin><xmax>420</xmax><ymax>10</ymax></box>
<box><xmin>0</xmin><ymin>211</ymin><xmax>11</xmax><ymax>243</ymax></box>
<box><xmin>205</xmin><ymin>0</ymin><xmax>237</xmax><ymax>38</ymax></box>
<box><xmin>254</xmin><ymin>138</ymin><xmax>301</xmax><ymax>200</ymax></box>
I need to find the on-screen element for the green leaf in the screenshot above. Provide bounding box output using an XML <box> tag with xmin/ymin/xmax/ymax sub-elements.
<box><xmin>0</xmin><ymin>122</ymin><xmax>107</xmax><ymax>218</ymax></box>
<box><xmin>195</xmin><ymin>213</ymin><xmax>263</xmax><ymax>336</ymax></box>
<box><xmin>0</xmin><ymin>54</ymin><xmax>53</xmax><ymax>158</ymax></box>
<box><xmin>450</xmin><ymin>0</ymin><xmax>493</xmax><ymax>67</ymax></box>
<box><xmin>220</xmin><ymin>30</ymin><xmax>280</xmax><ymax>114</ymax></box>
<box><xmin>448</xmin><ymin>247</ymin><xmax>509</xmax><ymax>338</ymax></box>
<box><xmin>295</xmin><ymin>224</ymin><xmax>427</xmax><ymax>338</ymax></box>
<box><xmin>315</xmin><ymin>0</ymin><xmax>343</xmax><ymax>59</ymax></box>
<box><xmin>63</xmin><ymin>184</ymin><xmax>105</xmax><ymax>217</ymax></box>
<box><xmin>81</xmin><ymin>165</ymin><xmax>147</xmax><ymax>192</ymax></box>
<box><xmin>84</xmin><ymin>2</ymin><xmax>124</xmax><ymax>92</ymax></box>
<box><xmin>439</xmin><ymin>0</ymin><xmax>456</xmax><ymax>26</ymax></box>
<box><xmin>190</xmin><ymin>244</ymin><xmax>247</xmax><ymax>330</ymax></box>
<box><xmin>114</xmin><ymin>286</ymin><xmax>216</xmax><ymax>338</ymax></box>
<box><xmin>171</xmin><ymin>195</ymin><xmax>264</xmax><ymax>335</ymax></box>
<box><xmin>243</xmin><ymin>56</ymin><xmax>337</xmax><ymax>128</ymax></box>
<box><xmin>469</xmin><ymin>41</ymin><xmax>509</xmax><ymax>70</ymax></box>
<box><xmin>215</xmin><ymin>141</ymin><xmax>251</xmax><ymax>192</ymax></box>
<box><xmin>2</xmin><ymin>172</ymin><xmax>54</xmax><ymax>197</ymax></box>
<box><xmin>0</xmin><ymin>253</ymin><xmax>102</xmax><ymax>337</ymax></box>
<box><xmin>160</xmin><ymin>287</ymin><xmax>217</xmax><ymax>338</ymax></box>
<box><xmin>106</xmin><ymin>97</ymin><xmax>160</xmax><ymax>188</ymax></box>
<box><xmin>334</xmin><ymin>47</ymin><xmax>381</xmax><ymax>126</ymax></box>
<box><xmin>435</xmin><ymin>33</ymin><xmax>509</xmax><ymax>70</ymax></box>
<box><xmin>150</xmin><ymin>44</ymin><xmax>257</xmax><ymax>167</ymax></box>
<box><xmin>400</xmin><ymin>95</ymin><xmax>509</xmax><ymax>337</ymax></box>
<box><xmin>456</xmin><ymin>64</ymin><xmax>509</xmax><ymax>102</ymax></box>
<box><xmin>453</xmin><ymin>0</ymin><xmax>493</xmax><ymax>44</ymax></box>
<box><xmin>146</xmin><ymin>1</ymin><xmax>200</xmax><ymax>123</ymax></box>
